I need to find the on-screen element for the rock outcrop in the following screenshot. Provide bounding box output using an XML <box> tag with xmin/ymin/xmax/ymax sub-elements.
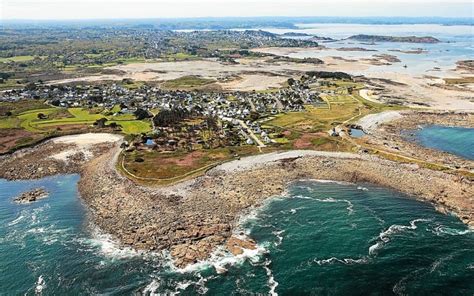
<box><xmin>15</xmin><ymin>188</ymin><xmax>49</xmax><ymax>204</ymax></box>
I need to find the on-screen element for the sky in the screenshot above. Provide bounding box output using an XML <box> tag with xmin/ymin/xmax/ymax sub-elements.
<box><xmin>1</xmin><ymin>0</ymin><xmax>472</xmax><ymax>20</ymax></box>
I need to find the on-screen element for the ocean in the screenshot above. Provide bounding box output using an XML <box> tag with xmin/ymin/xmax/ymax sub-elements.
<box><xmin>407</xmin><ymin>125</ymin><xmax>474</xmax><ymax>160</ymax></box>
<box><xmin>260</xmin><ymin>23</ymin><xmax>474</xmax><ymax>77</ymax></box>
<box><xmin>1</xmin><ymin>176</ymin><xmax>473</xmax><ymax>295</ymax></box>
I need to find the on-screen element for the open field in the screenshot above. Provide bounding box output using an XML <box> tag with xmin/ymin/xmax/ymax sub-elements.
<box><xmin>5</xmin><ymin>107</ymin><xmax>152</xmax><ymax>134</ymax></box>
<box><xmin>0</xmin><ymin>55</ymin><xmax>37</xmax><ymax>63</ymax></box>
<box><xmin>119</xmin><ymin>145</ymin><xmax>262</xmax><ymax>184</ymax></box>
<box><xmin>266</xmin><ymin>81</ymin><xmax>402</xmax><ymax>133</ymax></box>
<box><xmin>160</xmin><ymin>75</ymin><xmax>217</xmax><ymax>90</ymax></box>
<box><xmin>0</xmin><ymin>102</ymin><xmax>153</xmax><ymax>153</ymax></box>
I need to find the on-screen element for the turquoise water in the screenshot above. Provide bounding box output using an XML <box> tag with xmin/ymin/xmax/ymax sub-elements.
<box><xmin>1</xmin><ymin>176</ymin><xmax>473</xmax><ymax>295</ymax></box>
<box><xmin>350</xmin><ymin>128</ymin><xmax>366</xmax><ymax>138</ymax></box>
<box><xmin>410</xmin><ymin>125</ymin><xmax>474</xmax><ymax>160</ymax></box>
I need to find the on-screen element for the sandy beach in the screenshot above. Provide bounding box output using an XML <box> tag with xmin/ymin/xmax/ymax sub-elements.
<box><xmin>48</xmin><ymin>52</ymin><xmax>474</xmax><ymax>111</ymax></box>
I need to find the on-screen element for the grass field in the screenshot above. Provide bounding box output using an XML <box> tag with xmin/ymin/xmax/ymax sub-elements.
<box><xmin>0</xmin><ymin>55</ymin><xmax>36</xmax><ymax>63</ymax></box>
<box><xmin>0</xmin><ymin>103</ymin><xmax>152</xmax><ymax>136</ymax></box>
<box><xmin>161</xmin><ymin>75</ymin><xmax>216</xmax><ymax>90</ymax></box>
<box><xmin>121</xmin><ymin>145</ymin><xmax>260</xmax><ymax>183</ymax></box>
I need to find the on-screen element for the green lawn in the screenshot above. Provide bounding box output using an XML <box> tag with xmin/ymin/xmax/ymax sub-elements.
<box><xmin>4</xmin><ymin>106</ymin><xmax>151</xmax><ymax>135</ymax></box>
<box><xmin>0</xmin><ymin>55</ymin><xmax>36</xmax><ymax>63</ymax></box>
<box><xmin>0</xmin><ymin>117</ymin><xmax>21</xmax><ymax>129</ymax></box>
<box><xmin>110</xmin><ymin>120</ymin><xmax>152</xmax><ymax>134</ymax></box>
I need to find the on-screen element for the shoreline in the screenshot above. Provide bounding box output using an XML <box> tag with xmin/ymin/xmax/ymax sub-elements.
<box><xmin>357</xmin><ymin>110</ymin><xmax>474</xmax><ymax>171</ymax></box>
<box><xmin>0</xmin><ymin>114</ymin><xmax>472</xmax><ymax>268</ymax></box>
<box><xmin>77</xmin><ymin>142</ymin><xmax>473</xmax><ymax>267</ymax></box>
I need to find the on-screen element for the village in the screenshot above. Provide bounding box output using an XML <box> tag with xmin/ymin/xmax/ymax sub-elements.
<box><xmin>0</xmin><ymin>73</ymin><xmax>341</xmax><ymax>155</ymax></box>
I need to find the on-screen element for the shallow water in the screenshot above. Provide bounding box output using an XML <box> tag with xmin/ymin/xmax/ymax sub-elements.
<box><xmin>1</xmin><ymin>176</ymin><xmax>473</xmax><ymax>295</ymax></box>
<box><xmin>350</xmin><ymin>128</ymin><xmax>366</xmax><ymax>138</ymax></box>
<box><xmin>408</xmin><ymin>125</ymin><xmax>474</xmax><ymax>160</ymax></box>
<box><xmin>260</xmin><ymin>24</ymin><xmax>474</xmax><ymax>76</ymax></box>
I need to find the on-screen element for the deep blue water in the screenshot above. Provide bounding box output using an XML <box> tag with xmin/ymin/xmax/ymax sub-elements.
<box><xmin>1</xmin><ymin>176</ymin><xmax>473</xmax><ymax>295</ymax></box>
<box><xmin>410</xmin><ymin>125</ymin><xmax>474</xmax><ymax>160</ymax></box>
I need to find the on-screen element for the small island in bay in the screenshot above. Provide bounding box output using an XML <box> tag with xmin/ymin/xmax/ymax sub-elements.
<box><xmin>14</xmin><ymin>188</ymin><xmax>49</xmax><ymax>204</ymax></box>
<box><xmin>348</xmin><ymin>34</ymin><xmax>441</xmax><ymax>43</ymax></box>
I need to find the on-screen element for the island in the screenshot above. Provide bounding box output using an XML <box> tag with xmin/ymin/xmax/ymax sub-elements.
<box><xmin>348</xmin><ymin>34</ymin><xmax>441</xmax><ymax>43</ymax></box>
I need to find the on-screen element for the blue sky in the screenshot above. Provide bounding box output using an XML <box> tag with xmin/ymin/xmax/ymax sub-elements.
<box><xmin>1</xmin><ymin>0</ymin><xmax>472</xmax><ymax>20</ymax></box>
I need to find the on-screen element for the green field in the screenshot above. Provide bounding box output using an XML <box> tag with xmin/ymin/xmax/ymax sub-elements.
<box><xmin>0</xmin><ymin>105</ymin><xmax>152</xmax><ymax>135</ymax></box>
<box><xmin>161</xmin><ymin>75</ymin><xmax>216</xmax><ymax>90</ymax></box>
<box><xmin>0</xmin><ymin>55</ymin><xmax>36</xmax><ymax>63</ymax></box>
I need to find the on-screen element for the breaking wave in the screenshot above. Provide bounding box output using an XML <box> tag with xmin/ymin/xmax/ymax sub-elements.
<box><xmin>369</xmin><ymin>219</ymin><xmax>430</xmax><ymax>255</ymax></box>
<box><xmin>431</xmin><ymin>225</ymin><xmax>473</xmax><ymax>236</ymax></box>
<box><xmin>313</xmin><ymin>256</ymin><xmax>369</xmax><ymax>265</ymax></box>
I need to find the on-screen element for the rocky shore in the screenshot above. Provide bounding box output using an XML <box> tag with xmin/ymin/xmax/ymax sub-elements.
<box><xmin>0</xmin><ymin>133</ymin><xmax>122</xmax><ymax>180</ymax></box>
<box><xmin>78</xmin><ymin>144</ymin><xmax>472</xmax><ymax>268</ymax></box>
<box><xmin>0</xmin><ymin>129</ymin><xmax>472</xmax><ymax>269</ymax></box>
<box><xmin>14</xmin><ymin>188</ymin><xmax>49</xmax><ymax>204</ymax></box>
<box><xmin>358</xmin><ymin>110</ymin><xmax>474</xmax><ymax>171</ymax></box>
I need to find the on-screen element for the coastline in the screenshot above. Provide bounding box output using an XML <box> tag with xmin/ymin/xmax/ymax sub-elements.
<box><xmin>357</xmin><ymin>110</ymin><xmax>474</xmax><ymax>171</ymax></box>
<box><xmin>77</xmin><ymin>142</ymin><xmax>473</xmax><ymax>268</ymax></box>
<box><xmin>0</xmin><ymin>115</ymin><xmax>472</xmax><ymax>269</ymax></box>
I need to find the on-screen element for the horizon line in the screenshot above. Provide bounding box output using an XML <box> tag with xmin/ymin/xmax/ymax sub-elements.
<box><xmin>1</xmin><ymin>15</ymin><xmax>473</xmax><ymax>22</ymax></box>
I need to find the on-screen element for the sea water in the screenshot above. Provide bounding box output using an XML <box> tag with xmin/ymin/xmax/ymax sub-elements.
<box><xmin>259</xmin><ymin>24</ymin><xmax>474</xmax><ymax>77</ymax></box>
<box><xmin>408</xmin><ymin>125</ymin><xmax>474</xmax><ymax>160</ymax></box>
<box><xmin>1</xmin><ymin>176</ymin><xmax>473</xmax><ymax>295</ymax></box>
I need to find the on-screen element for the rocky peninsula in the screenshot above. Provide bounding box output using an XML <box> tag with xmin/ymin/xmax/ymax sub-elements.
<box><xmin>0</xmin><ymin>120</ymin><xmax>472</xmax><ymax>268</ymax></box>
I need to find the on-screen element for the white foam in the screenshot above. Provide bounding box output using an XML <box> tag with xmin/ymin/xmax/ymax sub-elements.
<box><xmin>313</xmin><ymin>257</ymin><xmax>368</xmax><ymax>265</ymax></box>
<box><xmin>195</xmin><ymin>273</ymin><xmax>210</xmax><ymax>295</ymax></box>
<box><xmin>35</xmin><ymin>275</ymin><xmax>46</xmax><ymax>295</ymax></box>
<box><xmin>272</xmin><ymin>230</ymin><xmax>285</xmax><ymax>247</ymax></box>
<box><xmin>368</xmin><ymin>242</ymin><xmax>383</xmax><ymax>256</ymax></box>
<box><xmin>432</xmin><ymin>225</ymin><xmax>473</xmax><ymax>236</ymax></box>
<box><xmin>142</xmin><ymin>279</ymin><xmax>160</xmax><ymax>295</ymax></box>
<box><xmin>7</xmin><ymin>214</ymin><xmax>25</xmax><ymax>226</ymax></box>
<box><xmin>263</xmin><ymin>259</ymin><xmax>279</xmax><ymax>296</ymax></box>
<box><xmin>176</xmin><ymin>242</ymin><xmax>269</xmax><ymax>274</ymax></box>
<box><xmin>310</xmin><ymin>179</ymin><xmax>353</xmax><ymax>186</ymax></box>
<box><xmin>369</xmin><ymin>218</ymin><xmax>430</xmax><ymax>256</ymax></box>
<box><xmin>81</xmin><ymin>229</ymin><xmax>143</xmax><ymax>260</ymax></box>
<box><xmin>296</xmin><ymin>196</ymin><xmax>355</xmax><ymax>215</ymax></box>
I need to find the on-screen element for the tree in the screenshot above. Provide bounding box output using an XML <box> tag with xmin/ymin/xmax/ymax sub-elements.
<box><xmin>93</xmin><ymin>118</ymin><xmax>108</xmax><ymax>128</ymax></box>
<box><xmin>152</xmin><ymin>108</ymin><xmax>190</xmax><ymax>127</ymax></box>
<box><xmin>134</xmin><ymin>108</ymin><xmax>152</xmax><ymax>120</ymax></box>
<box><xmin>37</xmin><ymin>113</ymin><xmax>47</xmax><ymax>120</ymax></box>
<box><xmin>205</xmin><ymin>116</ymin><xmax>219</xmax><ymax>131</ymax></box>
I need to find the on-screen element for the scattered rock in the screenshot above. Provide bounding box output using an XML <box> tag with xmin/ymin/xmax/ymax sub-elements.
<box><xmin>14</xmin><ymin>188</ymin><xmax>49</xmax><ymax>204</ymax></box>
